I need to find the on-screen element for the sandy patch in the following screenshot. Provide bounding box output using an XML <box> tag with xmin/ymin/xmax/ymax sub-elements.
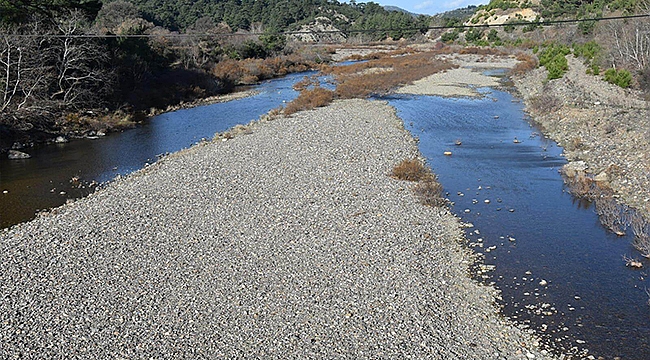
<box><xmin>397</xmin><ymin>67</ymin><xmax>501</xmax><ymax>97</ymax></box>
<box><xmin>396</xmin><ymin>55</ymin><xmax>519</xmax><ymax>97</ymax></box>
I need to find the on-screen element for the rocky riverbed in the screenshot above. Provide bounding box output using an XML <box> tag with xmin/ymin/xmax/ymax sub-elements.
<box><xmin>513</xmin><ymin>56</ymin><xmax>650</xmax><ymax>218</ymax></box>
<box><xmin>0</xmin><ymin>99</ymin><xmax>551</xmax><ymax>358</ymax></box>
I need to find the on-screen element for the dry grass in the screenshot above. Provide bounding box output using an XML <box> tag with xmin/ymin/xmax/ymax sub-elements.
<box><xmin>391</xmin><ymin>159</ymin><xmax>430</xmax><ymax>181</ymax></box>
<box><xmin>212</xmin><ymin>54</ymin><xmax>320</xmax><ymax>88</ymax></box>
<box><xmin>414</xmin><ymin>177</ymin><xmax>446</xmax><ymax>207</ymax></box>
<box><xmin>293</xmin><ymin>75</ymin><xmax>320</xmax><ymax>91</ymax></box>
<box><xmin>284</xmin><ymin>51</ymin><xmax>456</xmax><ymax>116</ymax></box>
<box><xmin>329</xmin><ymin>51</ymin><xmax>457</xmax><ymax>99</ymax></box>
<box><xmin>510</xmin><ymin>52</ymin><xmax>539</xmax><ymax>76</ymax></box>
<box><xmin>284</xmin><ymin>87</ymin><xmax>335</xmax><ymax>115</ymax></box>
<box><xmin>392</xmin><ymin>159</ymin><xmax>446</xmax><ymax>207</ymax></box>
<box><xmin>458</xmin><ymin>46</ymin><xmax>509</xmax><ymax>56</ymax></box>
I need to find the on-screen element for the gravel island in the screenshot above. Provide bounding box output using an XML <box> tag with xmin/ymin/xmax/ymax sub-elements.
<box><xmin>1</xmin><ymin>99</ymin><xmax>551</xmax><ymax>358</ymax></box>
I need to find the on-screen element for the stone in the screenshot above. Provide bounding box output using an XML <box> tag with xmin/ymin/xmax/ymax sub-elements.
<box><xmin>562</xmin><ymin>161</ymin><xmax>587</xmax><ymax>178</ymax></box>
<box><xmin>594</xmin><ymin>171</ymin><xmax>609</xmax><ymax>182</ymax></box>
<box><xmin>55</xmin><ymin>136</ymin><xmax>68</xmax><ymax>143</ymax></box>
<box><xmin>8</xmin><ymin>150</ymin><xmax>31</xmax><ymax>159</ymax></box>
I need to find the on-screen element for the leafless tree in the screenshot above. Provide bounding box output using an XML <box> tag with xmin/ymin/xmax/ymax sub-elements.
<box><xmin>0</xmin><ymin>19</ymin><xmax>51</xmax><ymax>114</ymax></box>
<box><xmin>606</xmin><ymin>0</ymin><xmax>650</xmax><ymax>71</ymax></box>
<box><xmin>51</xmin><ymin>10</ymin><xmax>113</xmax><ymax>109</ymax></box>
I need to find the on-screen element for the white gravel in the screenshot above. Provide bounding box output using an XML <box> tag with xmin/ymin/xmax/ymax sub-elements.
<box><xmin>0</xmin><ymin>99</ymin><xmax>551</xmax><ymax>358</ymax></box>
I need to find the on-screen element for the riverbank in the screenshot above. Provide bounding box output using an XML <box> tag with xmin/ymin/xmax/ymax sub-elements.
<box><xmin>513</xmin><ymin>56</ymin><xmax>650</xmax><ymax>219</ymax></box>
<box><xmin>2</xmin><ymin>89</ymin><xmax>261</xmax><ymax>154</ymax></box>
<box><xmin>0</xmin><ymin>98</ymin><xmax>551</xmax><ymax>358</ymax></box>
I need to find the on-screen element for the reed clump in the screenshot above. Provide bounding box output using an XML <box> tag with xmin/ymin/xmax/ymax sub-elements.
<box><xmin>330</xmin><ymin>51</ymin><xmax>457</xmax><ymax>99</ymax></box>
<box><xmin>414</xmin><ymin>176</ymin><xmax>446</xmax><ymax>207</ymax></box>
<box><xmin>392</xmin><ymin>159</ymin><xmax>430</xmax><ymax>181</ymax></box>
<box><xmin>392</xmin><ymin>159</ymin><xmax>446</xmax><ymax>207</ymax></box>
<box><xmin>283</xmin><ymin>87</ymin><xmax>335</xmax><ymax>115</ymax></box>
<box><xmin>285</xmin><ymin>51</ymin><xmax>456</xmax><ymax>114</ymax></box>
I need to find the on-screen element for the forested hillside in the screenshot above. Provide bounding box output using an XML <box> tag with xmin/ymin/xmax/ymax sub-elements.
<box><xmin>0</xmin><ymin>0</ymin><xmax>431</xmax><ymax>150</ymax></box>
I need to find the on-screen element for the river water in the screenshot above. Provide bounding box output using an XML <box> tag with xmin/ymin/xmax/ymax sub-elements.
<box><xmin>385</xmin><ymin>86</ymin><xmax>650</xmax><ymax>359</ymax></box>
<box><xmin>1</xmin><ymin>69</ymin><xmax>649</xmax><ymax>358</ymax></box>
<box><xmin>0</xmin><ymin>71</ymin><xmax>310</xmax><ymax>228</ymax></box>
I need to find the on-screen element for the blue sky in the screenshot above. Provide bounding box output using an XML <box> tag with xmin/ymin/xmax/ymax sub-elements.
<box><xmin>343</xmin><ymin>1</ymin><xmax>490</xmax><ymax>15</ymax></box>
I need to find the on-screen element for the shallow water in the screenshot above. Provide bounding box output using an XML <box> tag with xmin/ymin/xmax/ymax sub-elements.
<box><xmin>0</xmin><ymin>72</ymin><xmax>311</xmax><ymax>228</ymax></box>
<box><xmin>386</xmin><ymin>88</ymin><xmax>650</xmax><ymax>359</ymax></box>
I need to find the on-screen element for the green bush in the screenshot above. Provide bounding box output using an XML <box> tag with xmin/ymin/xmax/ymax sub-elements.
<box><xmin>487</xmin><ymin>29</ymin><xmax>500</xmax><ymax>42</ymax></box>
<box><xmin>603</xmin><ymin>68</ymin><xmax>632</xmax><ymax>88</ymax></box>
<box><xmin>573</xmin><ymin>41</ymin><xmax>601</xmax><ymax>62</ymax></box>
<box><xmin>546</xmin><ymin>54</ymin><xmax>568</xmax><ymax>80</ymax></box>
<box><xmin>441</xmin><ymin>30</ymin><xmax>460</xmax><ymax>43</ymax></box>
<box><xmin>539</xmin><ymin>43</ymin><xmax>571</xmax><ymax>80</ymax></box>
<box><xmin>586</xmin><ymin>64</ymin><xmax>600</xmax><ymax>75</ymax></box>
<box><xmin>465</xmin><ymin>27</ymin><xmax>483</xmax><ymax>42</ymax></box>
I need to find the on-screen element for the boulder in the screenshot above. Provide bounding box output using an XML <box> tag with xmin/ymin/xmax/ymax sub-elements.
<box><xmin>55</xmin><ymin>136</ymin><xmax>68</xmax><ymax>143</ymax></box>
<box><xmin>8</xmin><ymin>150</ymin><xmax>31</xmax><ymax>159</ymax></box>
<box><xmin>562</xmin><ymin>161</ymin><xmax>587</xmax><ymax>178</ymax></box>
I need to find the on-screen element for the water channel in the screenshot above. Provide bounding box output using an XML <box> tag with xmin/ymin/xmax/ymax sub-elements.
<box><xmin>1</xmin><ymin>69</ymin><xmax>649</xmax><ymax>359</ymax></box>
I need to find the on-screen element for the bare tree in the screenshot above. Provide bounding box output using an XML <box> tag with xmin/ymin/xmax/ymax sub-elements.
<box><xmin>0</xmin><ymin>19</ymin><xmax>51</xmax><ymax>114</ymax></box>
<box><xmin>607</xmin><ymin>1</ymin><xmax>650</xmax><ymax>71</ymax></box>
<box><xmin>51</xmin><ymin>10</ymin><xmax>113</xmax><ymax>109</ymax></box>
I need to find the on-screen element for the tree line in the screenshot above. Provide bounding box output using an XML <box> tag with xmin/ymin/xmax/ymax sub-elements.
<box><xmin>0</xmin><ymin>0</ymin><xmax>431</xmax><ymax>147</ymax></box>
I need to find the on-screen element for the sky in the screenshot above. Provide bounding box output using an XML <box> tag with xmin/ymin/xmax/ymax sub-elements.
<box><xmin>342</xmin><ymin>0</ymin><xmax>490</xmax><ymax>15</ymax></box>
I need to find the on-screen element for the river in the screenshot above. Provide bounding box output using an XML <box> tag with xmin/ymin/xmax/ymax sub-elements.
<box><xmin>1</xmin><ymin>69</ymin><xmax>649</xmax><ymax>359</ymax></box>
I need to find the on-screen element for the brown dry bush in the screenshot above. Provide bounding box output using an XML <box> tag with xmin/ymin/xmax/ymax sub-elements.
<box><xmin>631</xmin><ymin>214</ymin><xmax>650</xmax><ymax>258</ymax></box>
<box><xmin>284</xmin><ymin>87</ymin><xmax>335</xmax><ymax>115</ymax></box>
<box><xmin>563</xmin><ymin>171</ymin><xmax>595</xmax><ymax>198</ymax></box>
<box><xmin>414</xmin><ymin>177</ymin><xmax>446</xmax><ymax>207</ymax></box>
<box><xmin>212</xmin><ymin>54</ymin><xmax>321</xmax><ymax>88</ymax></box>
<box><xmin>391</xmin><ymin>159</ymin><xmax>429</xmax><ymax>181</ymax></box>
<box><xmin>458</xmin><ymin>47</ymin><xmax>509</xmax><ymax>56</ymax></box>
<box><xmin>293</xmin><ymin>75</ymin><xmax>320</xmax><ymax>91</ymax></box>
<box><xmin>510</xmin><ymin>53</ymin><xmax>539</xmax><ymax>76</ymax></box>
<box><xmin>332</xmin><ymin>52</ymin><xmax>457</xmax><ymax>99</ymax></box>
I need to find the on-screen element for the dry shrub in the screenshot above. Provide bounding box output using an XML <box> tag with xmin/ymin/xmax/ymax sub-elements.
<box><xmin>414</xmin><ymin>177</ymin><xmax>446</xmax><ymax>207</ymax></box>
<box><xmin>392</xmin><ymin>159</ymin><xmax>430</xmax><ymax>181</ymax></box>
<box><xmin>565</xmin><ymin>171</ymin><xmax>595</xmax><ymax>198</ymax></box>
<box><xmin>284</xmin><ymin>87</ymin><xmax>334</xmax><ymax>115</ymax></box>
<box><xmin>392</xmin><ymin>159</ymin><xmax>446</xmax><ymax>207</ymax></box>
<box><xmin>529</xmin><ymin>93</ymin><xmax>562</xmax><ymax>114</ymax></box>
<box><xmin>511</xmin><ymin>53</ymin><xmax>539</xmax><ymax>75</ymax></box>
<box><xmin>568</xmin><ymin>137</ymin><xmax>586</xmax><ymax>151</ymax></box>
<box><xmin>293</xmin><ymin>75</ymin><xmax>320</xmax><ymax>91</ymax></box>
<box><xmin>331</xmin><ymin>52</ymin><xmax>457</xmax><ymax>99</ymax></box>
<box><xmin>458</xmin><ymin>47</ymin><xmax>508</xmax><ymax>56</ymax></box>
<box><xmin>212</xmin><ymin>53</ymin><xmax>321</xmax><ymax>88</ymax></box>
<box><xmin>593</xmin><ymin>188</ymin><xmax>627</xmax><ymax>236</ymax></box>
<box><xmin>631</xmin><ymin>212</ymin><xmax>650</xmax><ymax>258</ymax></box>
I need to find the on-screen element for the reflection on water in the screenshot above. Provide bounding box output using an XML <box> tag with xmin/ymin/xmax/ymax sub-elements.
<box><xmin>0</xmin><ymin>71</ymin><xmax>311</xmax><ymax>228</ymax></box>
<box><xmin>386</xmin><ymin>89</ymin><xmax>650</xmax><ymax>359</ymax></box>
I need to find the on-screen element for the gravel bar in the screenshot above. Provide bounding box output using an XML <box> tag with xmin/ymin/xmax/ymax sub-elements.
<box><xmin>1</xmin><ymin>99</ymin><xmax>551</xmax><ymax>359</ymax></box>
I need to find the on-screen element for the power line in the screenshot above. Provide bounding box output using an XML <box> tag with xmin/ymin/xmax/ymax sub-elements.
<box><xmin>3</xmin><ymin>13</ymin><xmax>650</xmax><ymax>38</ymax></box>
